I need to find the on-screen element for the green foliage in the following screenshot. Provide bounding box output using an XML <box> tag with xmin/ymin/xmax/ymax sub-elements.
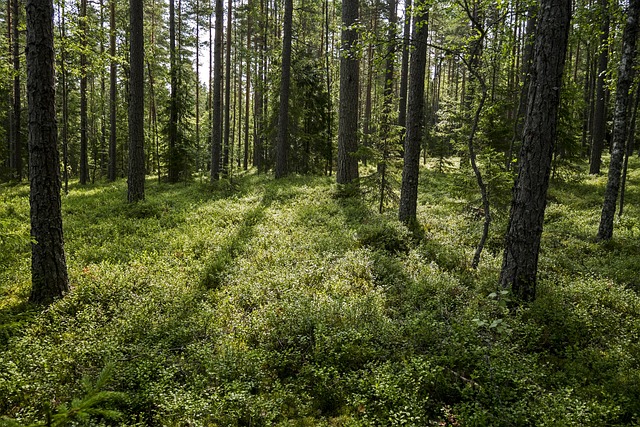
<box><xmin>2</xmin><ymin>159</ymin><xmax>640</xmax><ymax>425</ymax></box>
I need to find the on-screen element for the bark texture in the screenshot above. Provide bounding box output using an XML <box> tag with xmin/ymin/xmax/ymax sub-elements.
<box><xmin>336</xmin><ymin>0</ymin><xmax>359</xmax><ymax>184</ymax></box>
<box><xmin>211</xmin><ymin>0</ymin><xmax>223</xmax><ymax>181</ymax></box>
<box><xmin>128</xmin><ymin>0</ymin><xmax>145</xmax><ymax>202</ymax></box>
<box><xmin>275</xmin><ymin>0</ymin><xmax>293</xmax><ymax>178</ymax></box>
<box><xmin>597</xmin><ymin>0</ymin><xmax>640</xmax><ymax>241</ymax></box>
<box><xmin>499</xmin><ymin>0</ymin><xmax>571</xmax><ymax>302</ymax></box>
<box><xmin>26</xmin><ymin>0</ymin><xmax>69</xmax><ymax>304</ymax></box>
<box><xmin>398</xmin><ymin>0</ymin><xmax>428</xmax><ymax>225</ymax></box>
<box><xmin>108</xmin><ymin>0</ymin><xmax>116</xmax><ymax>181</ymax></box>
<box><xmin>589</xmin><ymin>0</ymin><xmax>610</xmax><ymax>175</ymax></box>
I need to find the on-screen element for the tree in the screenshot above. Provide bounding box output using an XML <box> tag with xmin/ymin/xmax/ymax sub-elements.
<box><xmin>107</xmin><ymin>0</ymin><xmax>117</xmax><ymax>182</ymax></box>
<box><xmin>336</xmin><ymin>0</ymin><xmax>359</xmax><ymax>184</ymax></box>
<box><xmin>11</xmin><ymin>0</ymin><xmax>21</xmax><ymax>181</ymax></box>
<box><xmin>398</xmin><ymin>0</ymin><xmax>429</xmax><ymax>225</ymax></box>
<box><xmin>128</xmin><ymin>0</ymin><xmax>145</xmax><ymax>202</ymax></box>
<box><xmin>499</xmin><ymin>0</ymin><xmax>572</xmax><ymax>302</ymax></box>
<box><xmin>211</xmin><ymin>0</ymin><xmax>223</xmax><ymax>181</ymax></box>
<box><xmin>275</xmin><ymin>0</ymin><xmax>293</xmax><ymax>178</ymax></box>
<box><xmin>26</xmin><ymin>0</ymin><xmax>69</xmax><ymax>303</ymax></box>
<box><xmin>168</xmin><ymin>0</ymin><xmax>178</xmax><ymax>182</ymax></box>
<box><xmin>79</xmin><ymin>0</ymin><xmax>89</xmax><ymax>185</ymax></box>
<box><xmin>597</xmin><ymin>0</ymin><xmax>640</xmax><ymax>241</ymax></box>
<box><xmin>589</xmin><ymin>0</ymin><xmax>609</xmax><ymax>175</ymax></box>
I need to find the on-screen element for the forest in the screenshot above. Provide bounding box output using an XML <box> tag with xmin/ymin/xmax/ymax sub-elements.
<box><xmin>2</xmin><ymin>0</ymin><xmax>640</xmax><ymax>425</ymax></box>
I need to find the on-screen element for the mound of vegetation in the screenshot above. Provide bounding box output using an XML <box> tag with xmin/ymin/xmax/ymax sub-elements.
<box><xmin>1</xmin><ymin>160</ymin><xmax>640</xmax><ymax>426</ymax></box>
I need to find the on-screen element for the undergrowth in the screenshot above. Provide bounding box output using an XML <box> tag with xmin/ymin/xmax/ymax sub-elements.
<box><xmin>1</xmin><ymin>158</ymin><xmax>639</xmax><ymax>426</ymax></box>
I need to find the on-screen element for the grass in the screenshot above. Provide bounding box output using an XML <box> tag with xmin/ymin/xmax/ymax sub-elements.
<box><xmin>1</xmin><ymin>157</ymin><xmax>640</xmax><ymax>426</ymax></box>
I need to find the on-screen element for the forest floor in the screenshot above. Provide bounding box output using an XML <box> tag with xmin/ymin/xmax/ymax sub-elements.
<box><xmin>1</xmin><ymin>157</ymin><xmax>640</xmax><ymax>426</ymax></box>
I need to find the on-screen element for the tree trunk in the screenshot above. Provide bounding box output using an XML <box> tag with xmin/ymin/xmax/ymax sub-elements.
<box><xmin>398</xmin><ymin>0</ymin><xmax>429</xmax><ymax>225</ymax></box>
<box><xmin>211</xmin><ymin>0</ymin><xmax>223</xmax><ymax>181</ymax></box>
<box><xmin>398</xmin><ymin>0</ymin><xmax>411</xmax><ymax>136</ymax></box>
<box><xmin>12</xmin><ymin>0</ymin><xmax>22</xmax><ymax>181</ymax></box>
<box><xmin>589</xmin><ymin>0</ymin><xmax>610</xmax><ymax>175</ymax></box>
<box><xmin>336</xmin><ymin>0</ymin><xmax>359</xmax><ymax>184</ymax></box>
<box><xmin>223</xmin><ymin>0</ymin><xmax>232</xmax><ymax>176</ymax></box>
<box><xmin>128</xmin><ymin>0</ymin><xmax>145</xmax><ymax>202</ymax></box>
<box><xmin>275</xmin><ymin>0</ymin><xmax>293</xmax><ymax>178</ymax></box>
<box><xmin>597</xmin><ymin>0</ymin><xmax>640</xmax><ymax>241</ymax></box>
<box><xmin>26</xmin><ymin>0</ymin><xmax>69</xmax><ymax>304</ymax></box>
<box><xmin>499</xmin><ymin>0</ymin><xmax>572</xmax><ymax>302</ymax></box>
<box><xmin>243</xmin><ymin>8</ymin><xmax>251</xmax><ymax>171</ymax></box>
<box><xmin>79</xmin><ymin>0</ymin><xmax>89</xmax><ymax>185</ymax></box>
<box><xmin>168</xmin><ymin>0</ymin><xmax>179</xmax><ymax>182</ymax></box>
<box><xmin>107</xmin><ymin>0</ymin><xmax>117</xmax><ymax>181</ymax></box>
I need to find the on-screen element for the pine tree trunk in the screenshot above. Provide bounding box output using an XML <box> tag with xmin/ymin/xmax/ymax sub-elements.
<box><xmin>168</xmin><ymin>0</ymin><xmax>179</xmax><ymax>182</ymax></box>
<box><xmin>128</xmin><ymin>0</ymin><xmax>145</xmax><ymax>202</ymax></box>
<box><xmin>275</xmin><ymin>0</ymin><xmax>293</xmax><ymax>178</ymax></box>
<box><xmin>107</xmin><ymin>0</ymin><xmax>117</xmax><ymax>181</ymax></box>
<box><xmin>12</xmin><ymin>0</ymin><xmax>21</xmax><ymax>181</ymax></box>
<box><xmin>597</xmin><ymin>0</ymin><xmax>640</xmax><ymax>241</ymax></box>
<box><xmin>589</xmin><ymin>0</ymin><xmax>610</xmax><ymax>175</ymax></box>
<box><xmin>398</xmin><ymin>0</ymin><xmax>429</xmax><ymax>225</ymax></box>
<box><xmin>79</xmin><ymin>0</ymin><xmax>89</xmax><ymax>185</ymax></box>
<box><xmin>398</xmin><ymin>0</ymin><xmax>411</xmax><ymax>135</ymax></box>
<box><xmin>211</xmin><ymin>0</ymin><xmax>223</xmax><ymax>181</ymax></box>
<box><xmin>223</xmin><ymin>0</ymin><xmax>232</xmax><ymax>176</ymax></box>
<box><xmin>336</xmin><ymin>0</ymin><xmax>359</xmax><ymax>184</ymax></box>
<box><xmin>26</xmin><ymin>0</ymin><xmax>69</xmax><ymax>304</ymax></box>
<box><xmin>243</xmin><ymin>9</ymin><xmax>251</xmax><ymax>171</ymax></box>
<box><xmin>499</xmin><ymin>0</ymin><xmax>572</xmax><ymax>302</ymax></box>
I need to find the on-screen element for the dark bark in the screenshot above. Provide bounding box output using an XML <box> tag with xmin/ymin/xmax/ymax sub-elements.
<box><xmin>589</xmin><ymin>0</ymin><xmax>610</xmax><ymax>175</ymax></box>
<box><xmin>6</xmin><ymin>0</ymin><xmax>12</xmax><ymax>173</ymax></box>
<box><xmin>597</xmin><ymin>0</ymin><xmax>640</xmax><ymax>241</ymax></box>
<box><xmin>12</xmin><ymin>0</ymin><xmax>22</xmax><ymax>181</ymax></box>
<box><xmin>243</xmin><ymin>12</ymin><xmax>251</xmax><ymax>171</ymax></box>
<box><xmin>211</xmin><ymin>0</ymin><xmax>223</xmax><ymax>181</ymax></box>
<box><xmin>79</xmin><ymin>0</ymin><xmax>89</xmax><ymax>185</ymax></box>
<box><xmin>107</xmin><ymin>0</ymin><xmax>117</xmax><ymax>181</ymax></box>
<box><xmin>499</xmin><ymin>0</ymin><xmax>572</xmax><ymax>302</ymax></box>
<box><xmin>168</xmin><ymin>0</ymin><xmax>179</xmax><ymax>182</ymax></box>
<box><xmin>26</xmin><ymin>0</ymin><xmax>69</xmax><ymax>304</ymax></box>
<box><xmin>275</xmin><ymin>0</ymin><xmax>293</xmax><ymax>178</ymax></box>
<box><xmin>128</xmin><ymin>0</ymin><xmax>145</xmax><ymax>202</ymax></box>
<box><xmin>398</xmin><ymin>0</ymin><xmax>411</xmax><ymax>135</ymax></box>
<box><xmin>336</xmin><ymin>0</ymin><xmax>359</xmax><ymax>184</ymax></box>
<box><xmin>398</xmin><ymin>0</ymin><xmax>429</xmax><ymax>225</ymax></box>
<box><xmin>223</xmin><ymin>0</ymin><xmax>232</xmax><ymax>176</ymax></box>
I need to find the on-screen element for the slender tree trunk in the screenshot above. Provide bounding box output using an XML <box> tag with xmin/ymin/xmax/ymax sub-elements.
<box><xmin>275</xmin><ymin>0</ymin><xmax>293</xmax><ymax>178</ymax></box>
<box><xmin>12</xmin><ymin>0</ymin><xmax>22</xmax><ymax>181</ymax></box>
<box><xmin>223</xmin><ymin>0</ymin><xmax>233</xmax><ymax>176</ymax></box>
<box><xmin>398</xmin><ymin>0</ymin><xmax>411</xmax><ymax>136</ymax></box>
<box><xmin>211</xmin><ymin>0</ymin><xmax>223</xmax><ymax>180</ymax></box>
<box><xmin>398</xmin><ymin>0</ymin><xmax>429</xmax><ymax>225</ymax></box>
<box><xmin>378</xmin><ymin>0</ymin><xmax>396</xmax><ymax>213</ymax></box>
<box><xmin>499</xmin><ymin>0</ymin><xmax>572</xmax><ymax>302</ymax></box>
<box><xmin>243</xmin><ymin>8</ymin><xmax>251</xmax><ymax>171</ymax></box>
<box><xmin>59</xmin><ymin>1</ymin><xmax>69</xmax><ymax>193</ymax></box>
<box><xmin>336</xmin><ymin>0</ymin><xmax>359</xmax><ymax>184</ymax></box>
<box><xmin>597</xmin><ymin>0</ymin><xmax>640</xmax><ymax>241</ymax></box>
<box><xmin>79</xmin><ymin>0</ymin><xmax>89</xmax><ymax>185</ymax></box>
<box><xmin>6</xmin><ymin>0</ymin><xmax>12</xmax><ymax>173</ymax></box>
<box><xmin>128</xmin><ymin>0</ymin><xmax>145</xmax><ymax>202</ymax></box>
<box><xmin>168</xmin><ymin>0</ymin><xmax>179</xmax><ymax>182</ymax></box>
<box><xmin>589</xmin><ymin>0</ymin><xmax>610</xmax><ymax>175</ymax></box>
<box><xmin>107</xmin><ymin>0</ymin><xmax>117</xmax><ymax>181</ymax></box>
<box><xmin>195</xmin><ymin>0</ymin><xmax>200</xmax><ymax>173</ymax></box>
<box><xmin>26</xmin><ymin>0</ymin><xmax>69</xmax><ymax>304</ymax></box>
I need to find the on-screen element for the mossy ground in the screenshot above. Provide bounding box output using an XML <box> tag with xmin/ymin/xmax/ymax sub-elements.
<box><xmin>1</xmin><ymin>157</ymin><xmax>640</xmax><ymax>426</ymax></box>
